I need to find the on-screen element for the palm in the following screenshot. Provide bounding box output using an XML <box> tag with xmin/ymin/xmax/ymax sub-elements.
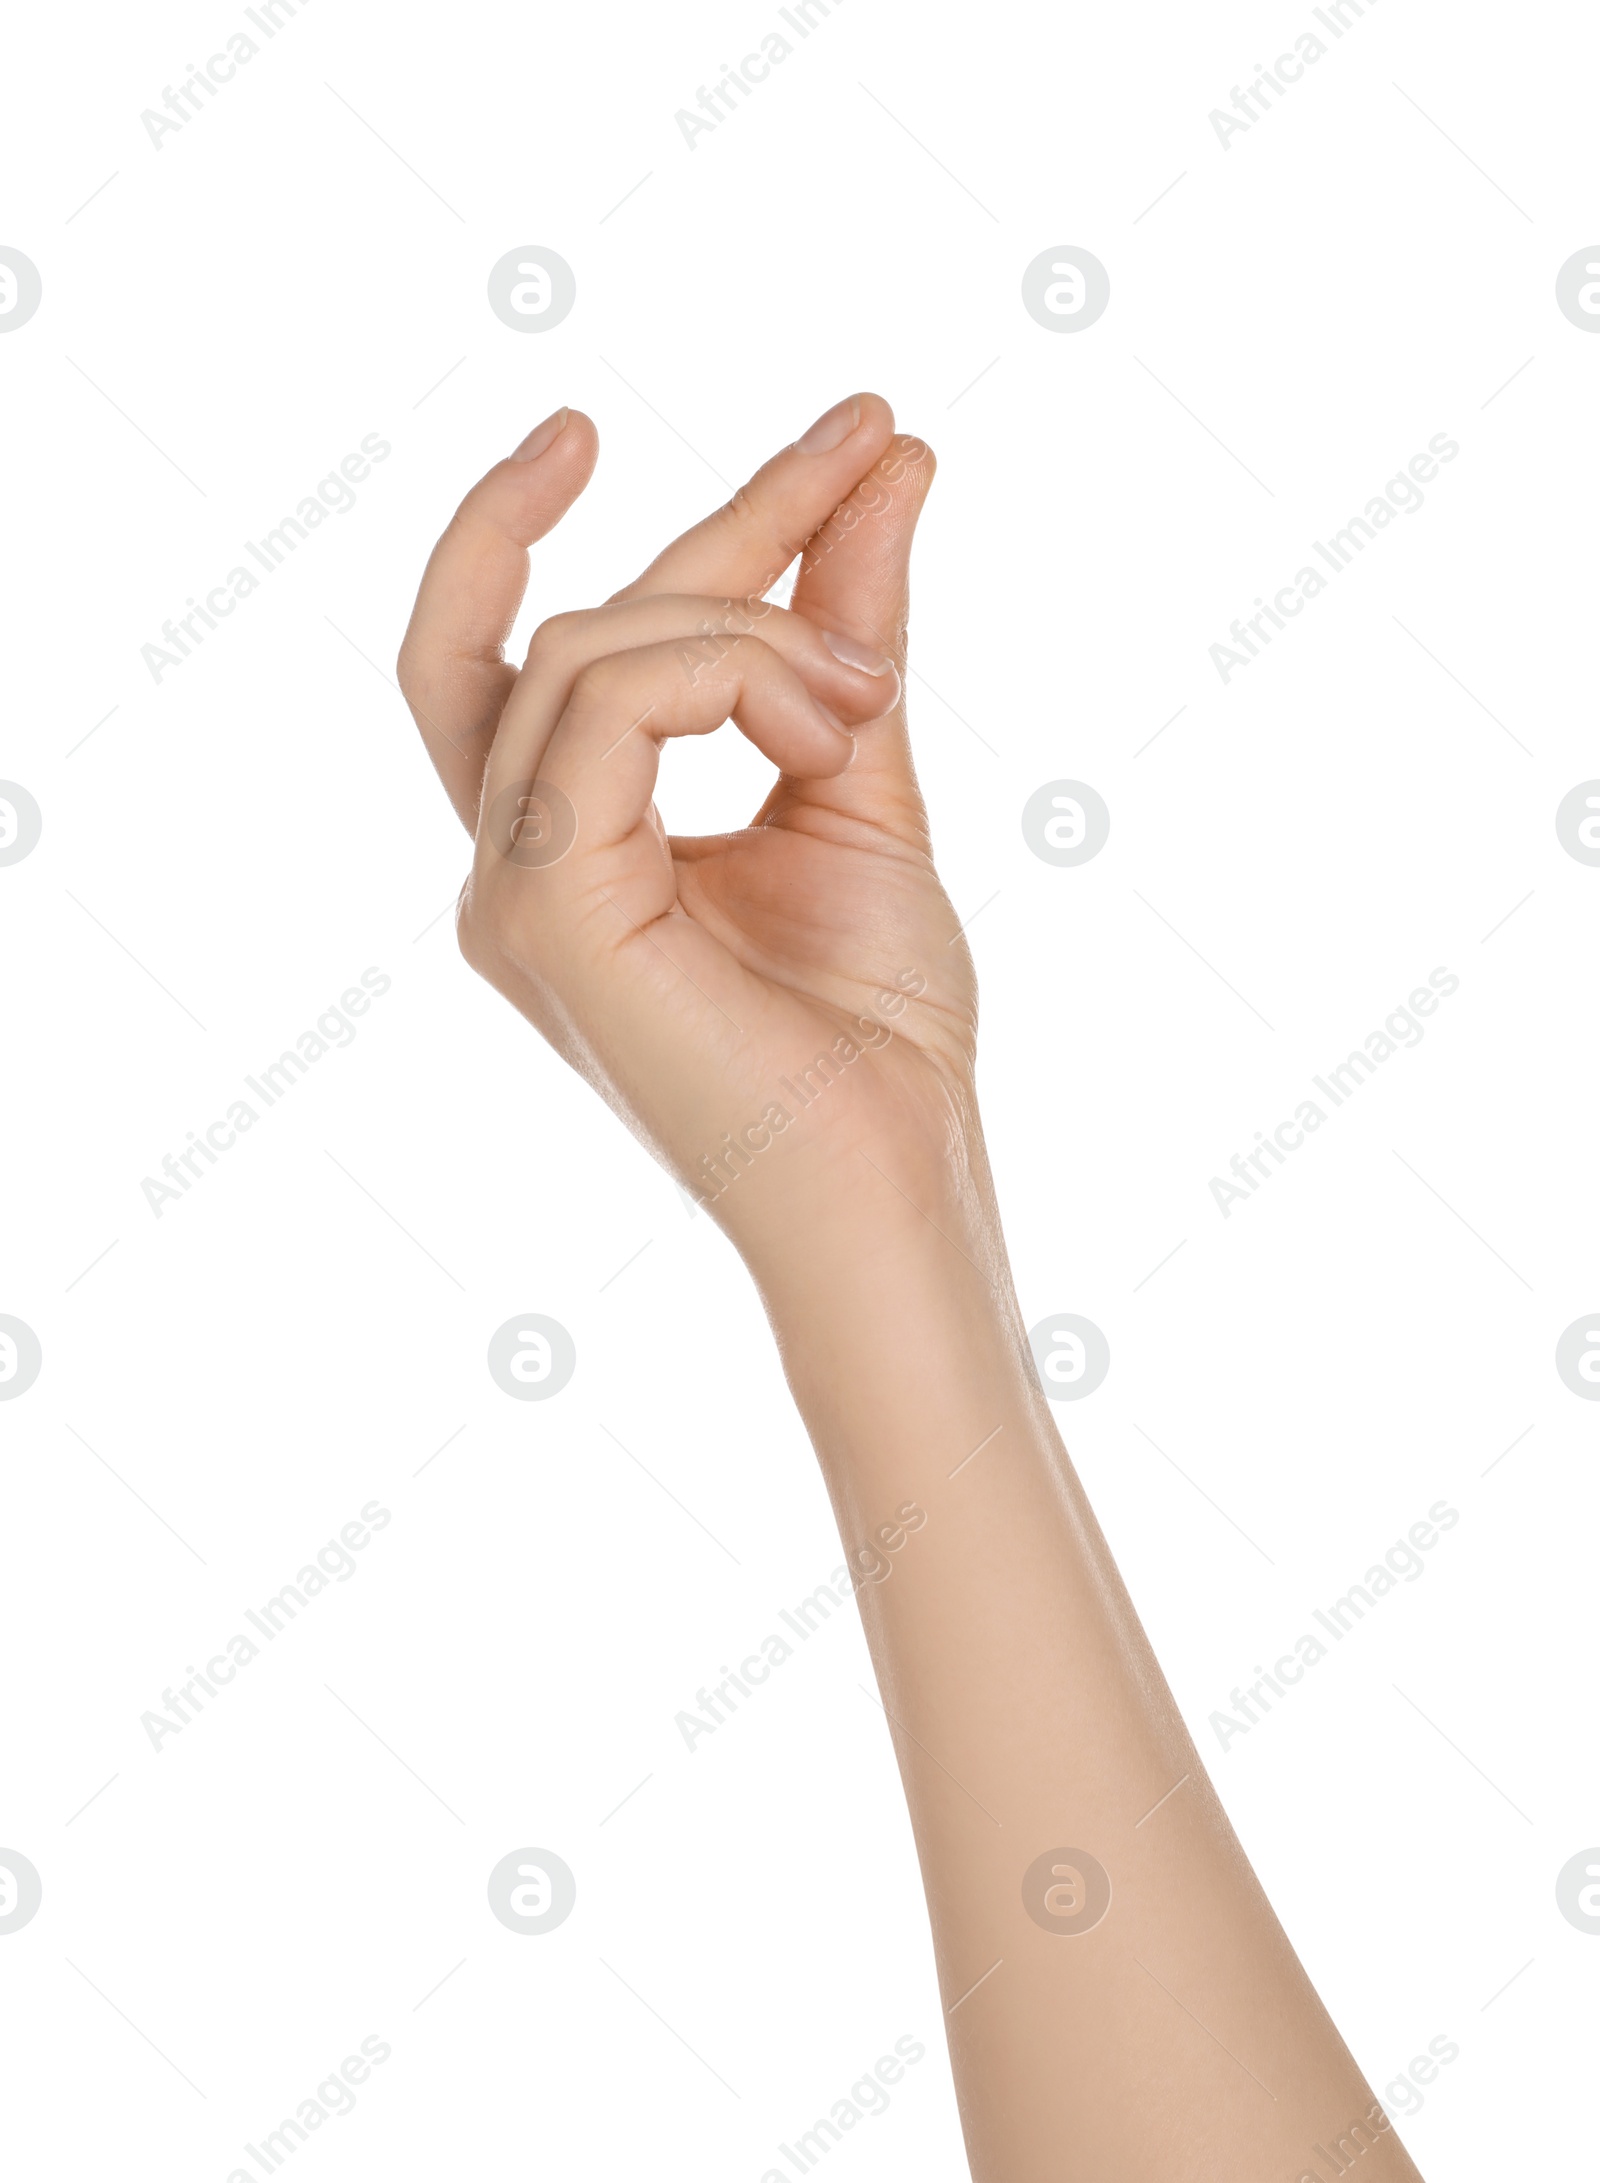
<box><xmin>670</xmin><ymin>808</ymin><xmax>973</xmax><ymax>1076</ymax></box>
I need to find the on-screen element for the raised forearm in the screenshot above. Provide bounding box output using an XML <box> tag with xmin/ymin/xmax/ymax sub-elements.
<box><xmin>747</xmin><ymin>1166</ymin><xmax>1421</xmax><ymax>2183</ymax></box>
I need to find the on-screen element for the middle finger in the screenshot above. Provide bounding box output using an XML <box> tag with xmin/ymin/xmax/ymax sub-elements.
<box><xmin>490</xmin><ymin>593</ymin><xmax>901</xmax><ymax>788</ymax></box>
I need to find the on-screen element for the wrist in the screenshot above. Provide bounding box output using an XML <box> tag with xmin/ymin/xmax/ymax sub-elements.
<box><xmin>738</xmin><ymin>1141</ymin><xmax>1047</xmax><ymax>1497</ymax></box>
<box><xmin>734</xmin><ymin>1105</ymin><xmax>1010</xmax><ymax>1320</ymax></box>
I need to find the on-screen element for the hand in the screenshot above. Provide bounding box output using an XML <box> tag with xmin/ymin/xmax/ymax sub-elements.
<box><xmin>401</xmin><ymin>398</ymin><xmax>1418</xmax><ymax>2183</ymax></box>
<box><xmin>398</xmin><ymin>394</ymin><xmax>982</xmax><ymax>1268</ymax></box>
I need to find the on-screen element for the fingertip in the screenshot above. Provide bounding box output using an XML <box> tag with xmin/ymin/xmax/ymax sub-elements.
<box><xmin>870</xmin><ymin>431</ymin><xmax>938</xmax><ymax>547</ymax></box>
<box><xmin>510</xmin><ymin>406</ymin><xmax>568</xmax><ymax>461</ymax></box>
<box><xmin>508</xmin><ymin>405</ymin><xmax>598</xmax><ymax>477</ymax></box>
<box><xmin>479</xmin><ymin>409</ymin><xmax>599</xmax><ymax>544</ymax></box>
<box><xmin>554</xmin><ymin>407</ymin><xmax>601</xmax><ymax>493</ymax></box>
<box><xmin>799</xmin><ymin>737</ymin><xmax>859</xmax><ymax>781</ymax></box>
<box><xmin>793</xmin><ymin>390</ymin><xmax>895</xmax><ymax>459</ymax></box>
<box><xmin>855</xmin><ymin>390</ymin><xmax>896</xmax><ymax>441</ymax></box>
<box><xmin>809</xmin><ymin>701</ymin><xmax>859</xmax><ymax>774</ymax></box>
<box><xmin>562</xmin><ymin>406</ymin><xmax>601</xmax><ymax>461</ymax></box>
<box><xmin>889</xmin><ymin>429</ymin><xmax>937</xmax><ymax>489</ymax></box>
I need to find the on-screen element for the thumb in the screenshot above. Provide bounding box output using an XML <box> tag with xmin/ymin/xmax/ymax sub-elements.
<box><xmin>779</xmin><ymin>430</ymin><xmax>938</xmax><ymax>839</ymax></box>
<box><xmin>790</xmin><ymin>429</ymin><xmax>936</xmax><ymax>662</ymax></box>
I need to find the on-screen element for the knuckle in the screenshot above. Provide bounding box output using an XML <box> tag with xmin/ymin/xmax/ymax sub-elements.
<box><xmin>395</xmin><ymin>640</ymin><xmax>456</xmax><ymax>724</ymax></box>
<box><xmin>711</xmin><ymin>485</ymin><xmax>802</xmax><ymax>571</ymax></box>
<box><xmin>698</xmin><ymin>592</ymin><xmax>772</xmax><ymax>643</ymax></box>
<box><xmin>524</xmin><ymin>609</ymin><xmax>584</xmax><ymax>671</ymax></box>
<box><xmin>454</xmin><ymin>883</ymin><xmax>491</xmax><ymax>973</ymax></box>
<box><xmin>440</xmin><ymin>504</ymin><xmax>479</xmax><ymax>552</ymax></box>
<box><xmin>682</xmin><ymin>630</ymin><xmax>774</xmax><ymax>694</ymax></box>
<box><xmin>677</xmin><ymin>624</ymin><xmax>739</xmax><ymax>684</ymax></box>
<box><xmin>456</xmin><ymin>882</ymin><xmax>521</xmax><ymax>988</ymax></box>
<box><xmin>568</xmin><ymin>651</ymin><xmax>625</xmax><ymax>711</ymax></box>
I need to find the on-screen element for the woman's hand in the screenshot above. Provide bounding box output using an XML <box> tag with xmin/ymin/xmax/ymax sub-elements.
<box><xmin>400</xmin><ymin>396</ymin><xmax>1425</xmax><ymax>2183</ymax></box>
<box><xmin>398</xmin><ymin>394</ymin><xmax>982</xmax><ymax>1271</ymax></box>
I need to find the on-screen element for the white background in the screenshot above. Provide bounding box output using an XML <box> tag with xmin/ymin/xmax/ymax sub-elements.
<box><xmin>2</xmin><ymin>0</ymin><xmax>1597</xmax><ymax>2175</ymax></box>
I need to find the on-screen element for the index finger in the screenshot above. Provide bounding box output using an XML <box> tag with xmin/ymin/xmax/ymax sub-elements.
<box><xmin>398</xmin><ymin>406</ymin><xmax>599</xmax><ymax>829</ymax></box>
<box><xmin>611</xmin><ymin>392</ymin><xmax>897</xmax><ymax>610</ymax></box>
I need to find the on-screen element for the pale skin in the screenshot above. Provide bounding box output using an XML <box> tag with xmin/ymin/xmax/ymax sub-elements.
<box><xmin>398</xmin><ymin>392</ymin><xmax>1426</xmax><ymax>2182</ymax></box>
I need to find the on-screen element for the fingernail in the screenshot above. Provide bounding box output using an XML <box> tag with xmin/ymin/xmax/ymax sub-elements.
<box><xmin>797</xmin><ymin>396</ymin><xmax>860</xmax><ymax>454</ymax></box>
<box><xmin>813</xmin><ymin>699</ymin><xmax>856</xmax><ymax>746</ymax></box>
<box><xmin>821</xmin><ymin>628</ymin><xmax>894</xmax><ymax>676</ymax></box>
<box><xmin>512</xmin><ymin>407</ymin><xmax>568</xmax><ymax>460</ymax></box>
